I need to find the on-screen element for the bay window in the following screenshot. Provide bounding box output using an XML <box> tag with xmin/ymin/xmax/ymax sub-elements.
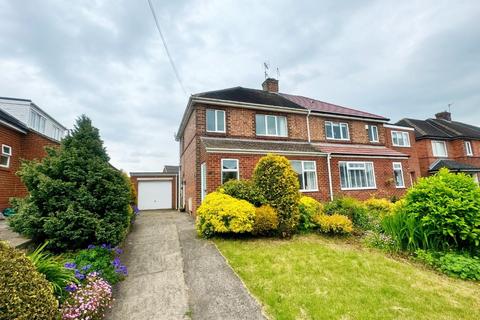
<box><xmin>325</xmin><ymin>121</ymin><xmax>349</xmax><ymax>140</ymax></box>
<box><xmin>339</xmin><ymin>161</ymin><xmax>376</xmax><ymax>190</ymax></box>
<box><xmin>291</xmin><ymin>160</ymin><xmax>318</xmax><ymax>191</ymax></box>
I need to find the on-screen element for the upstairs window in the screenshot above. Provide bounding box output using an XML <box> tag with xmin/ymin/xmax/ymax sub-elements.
<box><xmin>1</xmin><ymin>145</ymin><xmax>12</xmax><ymax>168</ymax></box>
<box><xmin>392</xmin><ymin>162</ymin><xmax>405</xmax><ymax>188</ymax></box>
<box><xmin>291</xmin><ymin>160</ymin><xmax>318</xmax><ymax>191</ymax></box>
<box><xmin>53</xmin><ymin>126</ymin><xmax>63</xmax><ymax>141</ymax></box>
<box><xmin>432</xmin><ymin>140</ymin><xmax>448</xmax><ymax>157</ymax></box>
<box><xmin>339</xmin><ymin>161</ymin><xmax>376</xmax><ymax>190</ymax></box>
<box><xmin>221</xmin><ymin>159</ymin><xmax>239</xmax><ymax>184</ymax></box>
<box><xmin>368</xmin><ymin>125</ymin><xmax>379</xmax><ymax>142</ymax></box>
<box><xmin>465</xmin><ymin>141</ymin><xmax>473</xmax><ymax>156</ymax></box>
<box><xmin>325</xmin><ymin>121</ymin><xmax>349</xmax><ymax>140</ymax></box>
<box><xmin>391</xmin><ymin>131</ymin><xmax>410</xmax><ymax>147</ymax></box>
<box><xmin>30</xmin><ymin>110</ymin><xmax>46</xmax><ymax>133</ymax></box>
<box><xmin>206</xmin><ymin>109</ymin><xmax>225</xmax><ymax>133</ymax></box>
<box><xmin>255</xmin><ymin>114</ymin><xmax>287</xmax><ymax>137</ymax></box>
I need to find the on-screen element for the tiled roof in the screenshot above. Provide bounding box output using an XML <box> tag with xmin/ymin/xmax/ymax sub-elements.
<box><xmin>396</xmin><ymin>118</ymin><xmax>480</xmax><ymax>140</ymax></box>
<box><xmin>313</xmin><ymin>143</ymin><xmax>408</xmax><ymax>157</ymax></box>
<box><xmin>280</xmin><ymin>93</ymin><xmax>388</xmax><ymax>120</ymax></box>
<box><xmin>0</xmin><ymin>108</ymin><xmax>28</xmax><ymax>131</ymax></box>
<box><xmin>163</xmin><ymin>165</ymin><xmax>180</xmax><ymax>173</ymax></box>
<box><xmin>429</xmin><ymin>160</ymin><xmax>480</xmax><ymax>172</ymax></box>
<box><xmin>201</xmin><ymin>137</ymin><xmax>324</xmax><ymax>155</ymax></box>
<box><xmin>194</xmin><ymin>87</ymin><xmax>304</xmax><ymax>110</ymax></box>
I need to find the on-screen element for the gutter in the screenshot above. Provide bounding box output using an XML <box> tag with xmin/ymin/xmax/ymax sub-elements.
<box><xmin>0</xmin><ymin>119</ymin><xmax>27</xmax><ymax>134</ymax></box>
<box><xmin>327</xmin><ymin>153</ymin><xmax>334</xmax><ymax>201</ymax></box>
<box><xmin>306</xmin><ymin>109</ymin><xmax>311</xmax><ymax>143</ymax></box>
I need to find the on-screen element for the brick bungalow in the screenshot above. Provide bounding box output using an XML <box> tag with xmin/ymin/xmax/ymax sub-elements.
<box><xmin>176</xmin><ymin>79</ymin><xmax>419</xmax><ymax>214</ymax></box>
<box><xmin>0</xmin><ymin>97</ymin><xmax>66</xmax><ymax>211</ymax></box>
<box><xmin>397</xmin><ymin>111</ymin><xmax>480</xmax><ymax>181</ymax></box>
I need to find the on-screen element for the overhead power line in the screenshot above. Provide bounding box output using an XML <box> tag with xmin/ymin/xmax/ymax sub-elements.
<box><xmin>147</xmin><ymin>0</ymin><xmax>186</xmax><ymax>94</ymax></box>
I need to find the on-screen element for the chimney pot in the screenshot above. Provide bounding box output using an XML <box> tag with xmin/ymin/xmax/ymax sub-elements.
<box><xmin>262</xmin><ymin>78</ymin><xmax>279</xmax><ymax>93</ymax></box>
<box><xmin>435</xmin><ymin>111</ymin><xmax>451</xmax><ymax>121</ymax></box>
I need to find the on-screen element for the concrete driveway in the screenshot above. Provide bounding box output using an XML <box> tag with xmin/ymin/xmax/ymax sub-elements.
<box><xmin>107</xmin><ymin>210</ymin><xmax>266</xmax><ymax>320</ymax></box>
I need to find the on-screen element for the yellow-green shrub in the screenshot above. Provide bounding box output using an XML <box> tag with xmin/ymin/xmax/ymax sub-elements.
<box><xmin>298</xmin><ymin>196</ymin><xmax>323</xmax><ymax>231</ymax></box>
<box><xmin>0</xmin><ymin>241</ymin><xmax>59</xmax><ymax>319</ymax></box>
<box><xmin>364</xmin><ymin>198</ymin><xmax>394</xmax><ymax>218</ymax></box>
<box><xmin>253</xmin><ymin>154</ymin><xmax>300</xmax><ymax>237</ymax></box>
<box><xmin>314</xmin><ymin>214</ymin><xmax>353</xmax><ymax>234</ymax></box>
<box><xmin>196</xmin><ymin>192</ymin><xmax>255</xmax><ymax>238</ymax></box>
<box><xmin>253</xmin><ymin>205</ymin><xmax>279</xmax><ymax>235</ymax></box>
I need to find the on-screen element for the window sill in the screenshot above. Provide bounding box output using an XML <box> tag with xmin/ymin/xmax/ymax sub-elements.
<box><xmin>392</xmin><ymin>145</ymin><xmax>411</xmax><ymax>148</ymax></box>
<box><xmin>300</xmin><ymin>189</ymin><xmax>319</xmax><ymax>193</ymax></box>
<box><xmin>206</xmin><ymin>130</ymin><xmax>226</xmax><ymax>134</ymax></box>
<box><xmin>340</xmin><ymin>187</ymin><xmax>377</xmax><ymax>191</ymax></box>
<box><xmin>256</xmin><ymin>134</ymin><xmax>288</xmax><ymax>138</ymax></box>
<box><xmin>326</xmin><ymin>138</ymin><xmax>350</xmax><ymax>141</ymax></box>
<box><xmin>395</xmin><ymin>186</ymin><xmax>406</xmax><ymax>189</ymax></box>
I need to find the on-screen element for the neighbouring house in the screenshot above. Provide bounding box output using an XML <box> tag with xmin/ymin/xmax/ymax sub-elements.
<box><xmin>0</xmin><ymin>97</ymin><xmax>67</xmax><ymax>210</ymax></box>
<box><xmin>397</xmin><ymin>111</ymin><xmax>480</xmax><ymax>182</ymax></box>
<box><xmin>176</xmin><ymin>78</ymin><xmax>419</xmax><ymax>214</ymax></box>
<box><xmin>130</xmin><ymin>165</ymin><xmax>179</xmax><ymax>211</ymax></box>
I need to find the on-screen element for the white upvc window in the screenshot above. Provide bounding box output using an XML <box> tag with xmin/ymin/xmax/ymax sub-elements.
<box><xmin>431</xmin><ymin>140</ymin><xmax>448</xmax><ymax>157</ymax></box>
<box><xmin>53</xmin><ymin>126</ymin><xmax>63</xmax><ymax>141</ymax></box>
<box><xmin>391</xmin><ymin>131</ymin><xmax>410</xmax><ymax>147</ymax></box>
<box><xmin>368</xmin><ymin>125</ymin><xmax>379</xmax><ymax>142</ymax></box>
<box><xmin>1</xmin><ymin>144</ymin><xmax>12</xmax><ymax>168</ymax></box>
<box><xmin>339</xmin><ymin>161</ymin><xmax>376</xmax><ymax>190</ymax></box>
<box><xmin>221</xmin><ymin>159</ymin><xmax>239</xmax><ymax>184</ymax></box>
<box><xmin>255</xmin><ymin>114</ymin><xmax>287</xmax><ymax>137</ymax></box>
<box><xmin>325</xmin><ymin>121</ymin><xmax>349</xmax><ymax>140</ymax></box>
<box><xmin>206</xmin><ymin>109</ymin><xmax>226</xmax><ymax>133</ymax></box>
<box><xmin>465</xmin><ymin>141</ymin><xmax>473</xmax><ymax>156</ymax></box>
<box><xmin>392</xmin><ymin>162</ymin><xmax>405</xmax><ymax>188</ymax></box>
<box><xmin>30</xmin><ymin>110</ymin><xmax>46</xmax><ymax>133</ymax></box>
<box><xmin>291</xmin><ymin>160</ymin><xmax>318</xmax><ymax>191</ymax></box>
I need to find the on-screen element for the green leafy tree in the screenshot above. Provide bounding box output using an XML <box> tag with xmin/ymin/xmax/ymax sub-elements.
<box><xmin>253</xmin><ymin>154</ymin><xmax>300</xmax><ymax>237</ymax></box>
<box><xmin>9</xmin><ymin>115</ymin><xmax>132</xmax><ymax>251</ymax></box>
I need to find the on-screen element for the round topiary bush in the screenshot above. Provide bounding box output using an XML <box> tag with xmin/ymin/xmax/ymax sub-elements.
<box><xmin>196</xmin><ymin>192</ymin><xmax>256</xmax><ymax>238</ymax></box>
<box><xmin>0</xmin><ymin>241</ymin><xmax>59</xmax><ymax>319</ymax></box>
<box><xmin>253</xmin><ymin>154</ymin><xmax>300</xmax><ymax>237</ymax></box>
<box><xmin>402</xmin><ymin>168</ymin><xmax>480</xmax><ymax>251</ymax></box>
<box><xmin>252</xmin><ymin>205</ymin><xmax>279</xmax><ymax>235</ymax></box>
<box><xmin>298</xmin><ymin>196</ymin><xmax>323</xmax><ymax>231</ymax></box>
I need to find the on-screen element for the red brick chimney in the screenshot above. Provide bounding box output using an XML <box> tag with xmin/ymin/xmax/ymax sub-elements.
<box><xmin>435</xmin><ymin>111</ymin><xmax>451</xmax><ymax>121</ymax></box>
<box><xmin>262</xmin><ymin>78</ymin><xmax>279</xmax><ymax>93</ymax></box>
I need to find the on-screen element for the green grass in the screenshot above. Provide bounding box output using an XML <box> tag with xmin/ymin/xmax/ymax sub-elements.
<box><xmin>215</xmin><ymin>235</ymin><xmax>480</xmax><ymax>320</ymax></box>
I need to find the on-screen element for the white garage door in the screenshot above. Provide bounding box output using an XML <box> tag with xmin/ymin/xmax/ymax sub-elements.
<box><xmin>138</xmin><ymin>180</ymin><xmax>172</xmax><ymax>210</ymax></box>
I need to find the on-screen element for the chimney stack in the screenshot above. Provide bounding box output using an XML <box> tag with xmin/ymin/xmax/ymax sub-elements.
<box><xmin>262</xmin><ymin>78</ymin><xmax>279</xmax><ymax>93</ymax></box>
<box><xmin>435</xmin><ymin>111</ymin><xmax>451</xmax><ymax>121</ymax></box>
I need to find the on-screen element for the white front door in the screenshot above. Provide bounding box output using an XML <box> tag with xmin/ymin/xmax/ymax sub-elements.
<box><xmin>138</xmin><ymin>180</ymin><xmax>172</xmax><ymax>210</ymax></box>
<box><xmin>201</xmin><ymin>163</ymin><xmax>207</xmax><ymax>201</ymax></box>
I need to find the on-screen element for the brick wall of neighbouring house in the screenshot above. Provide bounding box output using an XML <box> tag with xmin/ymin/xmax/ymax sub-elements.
<box><xmin>384</xmin><ymin>127</ymin><xmax>421</xmax><ymax>182</ymax></box>
<box><xmin>130</xmin><ymin>175</ymin><xmax>178</xmax><ymax>210</ymax></box>
<box><xmin>0</xmin><ymin>126</ymin><xmax>59</xmax><ymax>210</ymax></box>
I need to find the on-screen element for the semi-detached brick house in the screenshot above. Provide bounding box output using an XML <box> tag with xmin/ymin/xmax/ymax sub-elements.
<box><xmin>176</xmin><ymin>79</ymin><xmax>420</xmax><ymax>214</ymax></box>
<box><xmin>397</xmin><ymin>112</ymin><xmax>480</xmax><ymax>181</ymax></box>
<box><xmin>0</xmin><ymin>97</ymin><xmax>67</xmax><ymax>211</ymax></box>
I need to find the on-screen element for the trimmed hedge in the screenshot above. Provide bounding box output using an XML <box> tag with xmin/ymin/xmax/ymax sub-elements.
<box><xmin>0</xmin><ymin>241</ymin><xmax>59</xmax><ymax>319</ymax></box>
<box><xmin>220</xmin><ymin>179</ymin><xmax>266</xmax><ymax>207</ymax></box>
<box><xmin>253</xmin><ymin>205</ymin><xmax>279</xmax><ymax>235</ymax></box>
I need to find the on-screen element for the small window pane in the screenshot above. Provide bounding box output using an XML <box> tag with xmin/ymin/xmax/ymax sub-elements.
<box><xmin>0</xmin><ymin>156</ymin><xmax>8</xmax><ymax>166</ymax></box>
<box><xmin>303</xmin><ymin>161</ymin><xmax>315</xmax><ymax>170</ymax></box>
<box><xmin>256</xmin><ymin>115</ymin><xmax>266</xmax><ymax>135</ymax></box>
<box><xmin>277</xmin><ymin>116</ymin><xmax>287</xmax><ymax>136</ymax></box>
<box><xmin>267</xmin><ymin>116</ymin><xmax>276</xmax><ymax>135</ymax></box>
<box><xmin>304</xmin><ymin>171</ymin><xmax>317</xmax><ymax>190</ymax></box>
<box><xmin>222</xmin><ymin>172</ymin><xmax>237</xmax><ymax>184</ymax></box>
<box><xmin>341</xmin><ymin>123</ymin><xmax>349</xmax><ymax>139</ymax></box>
<box><xmin>333</xmin><ymin>124</ymin><xmax>341</xmax><ymax>139</ymax></box>
<box><xmin>222</xmin><ymin>160</ymin><xmax>237</xmax><ymax>170</ymax></box>
<box><xmin>206</xmin><ymin>109</ymin><xmax>216</xmax><ymax>131</ymax></box>
<box><xmin>216</xmin><ymin>110</ymin><xmax>225</xmax><ymax>132</ymax></box>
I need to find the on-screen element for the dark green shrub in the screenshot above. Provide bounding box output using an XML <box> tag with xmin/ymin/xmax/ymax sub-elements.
<box><xmin>298</xmin><ymin>196</ymin><xmax>323</xmax><ymax>232</ymax></box>
<box><xmin>386</xmin><ymin>169</ymin><xmax>480</xmax><ymax>252</ymax></box>
<box><xmin>220</xmin><ymin>179</ymin><xmax>266</xmax><ymax>207</ymax></box>
<box><xmin>252</xmin><ymin>205</ymin><xmax>279</xmax><ymax>235</ymax></box>
<box><xmin>0</xmin><ymin>241</ymin><xmax>59</xmax><ymax>319</ymax></box>
<box><xmin>9</xmin><ymin>115</ymin><xmax>132</xmax><ymax>251</ymax></box>
<box><xmin>253</xmin><ymin>154</ymin><xmax>300</xmax><ymax>237</ymax></box>
<box><xmin>27</xmin><ymin>242</ymin><xmax>77</xmax><ymax>299</ymax></box>
<box><xmin>324</xmin><ymin>197</ymin><xmax>370</xmax><ymax>229</ymax></box>
<box><xmin>415</xmin><ymin>250</ymin><xmax>480</xmax><ymax>281</ymax></box>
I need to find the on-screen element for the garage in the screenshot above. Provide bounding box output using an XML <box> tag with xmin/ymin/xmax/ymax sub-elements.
<box><xmin>130</xmin><ymin>170</ymin><xmax>179</xmax><ymax>211</ymax></box>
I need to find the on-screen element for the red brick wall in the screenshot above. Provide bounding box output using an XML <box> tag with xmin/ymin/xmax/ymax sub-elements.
<box><xmin>0</xmin><ymin>125</ymin><xmax>59</xmax><ymax>210</ymax></box>
<box><xmin>130</xmin><ymin>175</ymin><xmax>178</xmax><ymax>209</ymax></box>
<box><xmin>384</xmin><ymin>127</ymin><xmax>421</xmax><ymax>182</ymax></box>
<box><xmin>180</xmin><ymin>109</ymin><xmax>200</xmax><ymax>214</ymax></box>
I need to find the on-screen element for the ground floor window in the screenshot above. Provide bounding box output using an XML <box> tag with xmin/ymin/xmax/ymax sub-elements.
<box><xmin>339</xmin><ymin>161</ymin><xmax>376</xmax><ymax>190</ymax></box>
<box><xmin>393</xmin><ymin>162</ymin><xmax>405</xmax><ymax>188</ymax></box>
<box><xmin>1</xmin><ymin>144</ymin><xmax>12</xmax><ymax>168</ymax></box>
<box><xmin>221</xmin><ymin>159</ymin><xmax>239</xmax><ymax>184</ymax></box>
<box><xmin>291</xmin><ymin>160</ymin><xmax>318</xmax><ymax>191</ymax></box>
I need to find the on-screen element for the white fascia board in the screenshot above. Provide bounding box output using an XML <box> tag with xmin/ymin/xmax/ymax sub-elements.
<box><xmin>331</xmin><ymin>154</ymin><xmax>409</xmax><ymax>160</ymax></box>
<box><xmin>383</xmin><ymin>124</ymin><xmax>415</xmax><ymax>131</ymax></box>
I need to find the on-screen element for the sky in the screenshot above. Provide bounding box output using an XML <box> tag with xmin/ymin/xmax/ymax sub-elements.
<box><xmin>0</xmin><ymin>0</ymin><xmax>479</xmax><ymax>172</ymax></box>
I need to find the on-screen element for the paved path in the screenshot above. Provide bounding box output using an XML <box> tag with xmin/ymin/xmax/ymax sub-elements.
<box><xmin>107</xmin><ymin>210</ymin><xmax>265</xmax><ymax>320</ymax></box>
<box><xmin>0</xmin><ymin>219</ymin><xmax>31</xmax><ymax>248</ymax></box>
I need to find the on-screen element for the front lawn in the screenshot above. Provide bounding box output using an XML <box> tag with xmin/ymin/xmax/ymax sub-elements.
<box><xmin>215</xmin><ymin>235</ymin><xmax>480</xmax><ymax>320</ymax></box>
